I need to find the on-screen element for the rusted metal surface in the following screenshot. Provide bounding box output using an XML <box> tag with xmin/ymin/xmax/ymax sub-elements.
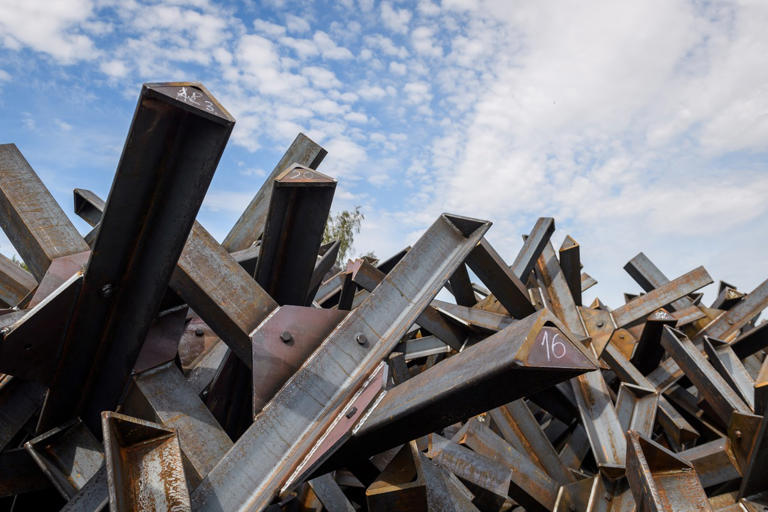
<box><xmin>0</xmin><ymin>253</ymin><xmax>36</xmax><ymax>307</ymax></box>
<box><xmin>2</xmin><ymin>100</ymin><xmax>768</xmax><ymax>510</ymax></box>
<box><xmin>0</xmin><ymin>144</ymin><xmax>90</xmax><ymax>281</ymax></box>
<box><xmin>102</xmin><ymin>411</ymin><xmax>191</xmax><ymax>512</ymax></box>
<box><xmin>255</xmin><ymin>164</ymin><xmax>336</xmax><ymax>306</ymax></box>
<box><xmin>626</xmin><ymin>430</ymin><xmax>713</xmax><ymax>511</ymax></box>
<box><xmin>222</xmin><ymin>132</ymin><xmax>327</xmax><ymax>253</ymax></box>
<box><xmin>251</xmin><ymin>305</ymin><xmax>347</xmax><ymax>416</ymax></box>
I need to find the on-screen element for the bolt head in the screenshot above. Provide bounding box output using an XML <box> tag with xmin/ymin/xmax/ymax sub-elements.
<box><xmin>100</xmin><ymin>283</ymin><xmax>113</xmax><ymax>298</ymax></box>
<box><xmin>355</xmin><ymin>333</ymin><xmax>367</xmax><ymax>345</ymax></box>
<box><xmin>345</xmin><ymin>406</ymin><xmax>358</xmax><ymax>418</ymax></box>
<box><xmin>735</xmin><ymin>429</ymin><xmax>743</xmax><ymax>439</ymax></box>
<box><xmin>280</xmin><ymin>331</ymin><xmax>293</xmax><ymax>343</ymax></box>
<box><xmin>596</xmin><ymin>321</ymin><xmax>605</xmax><ymax>328</ymax></box>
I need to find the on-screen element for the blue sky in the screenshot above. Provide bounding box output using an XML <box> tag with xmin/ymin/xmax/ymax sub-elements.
<box><xmin>1</xmin><ymin>0</ymin><xmax>767</xmax><ymax>307</ymax></box>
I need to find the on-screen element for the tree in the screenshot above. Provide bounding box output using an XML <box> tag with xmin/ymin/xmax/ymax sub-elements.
<box><xmin>322</xmin><ymin>206</ymin><xmax>364</xmax><ymax>264</ymax></box>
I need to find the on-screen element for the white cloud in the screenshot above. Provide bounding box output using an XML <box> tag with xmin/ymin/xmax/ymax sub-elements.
<box><xmin>100</xmin><ymin>59</ymin><xmax>128</xmax><ymax>78</ymax></box>
<box><xmin>0</xmin><ymin>69</ymin><xmax>10</xmax><ymax>81</ymax></box>
<box><xmin>412</xmin><ymin>26</ymin><xmax>442</xmax><ymax>57</ymax></box>
<box><xmin>0</xmin><ymin>0</ymin><xmax>98</xmax><ymax>63</ymax></box>
<box><xmin>363</xmin><ymin>34</ymin><xmax>409</xmax><ymax>59</ymax></box>
<box><xmin>389</xmin><ymin>61</ymin><xmax>406</xmax><ymax>75</ymax></box>
<box><xmin>253</xmin><ymin>18</ymin><xmax>286</xmax><ymax>37</ymax></box>
<box><xmin>358</xmin><ymin>84</ymin><xmax>388</xmax><ymax>100</ymax></box>
<box><xmin>313</xmin><ymin>31</ymin><xmax>354</xmax><ymax>59</ymax></box>
<box><xmin>381</xmin><ymin>2</ymin><xmax>412</xmax><ymax>34</ymax></box>
<box><xmin>285</xmin><ymin>14</ymin><xmax>310</xmax><ymax>33</ymax></box>
<box><xmin>304</xmin><ymin>66</ymin><xmax>342</xmax><ymax>89</ymax></box>
<box><xmin>403</xmin><ymin>81</ymin><xmax>432</xmax><ymax>104</ymax></box>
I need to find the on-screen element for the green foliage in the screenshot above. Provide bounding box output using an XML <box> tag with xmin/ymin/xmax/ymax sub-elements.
<box><xmin>322</xmin><ymin>206</ymin><xmax>364</xmax><ymax>264</ymax></box>
<box><xmin>10</xmin><ymin>254</ymin><xmax>28</xmax><ymax>272</ymax></box>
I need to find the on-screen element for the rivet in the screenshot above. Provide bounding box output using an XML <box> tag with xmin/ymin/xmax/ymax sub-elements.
<box><xmin>356</xmin><ymin>333</ymin><xmax>367</xmax><ymax>345</ymax></box>
<box><xmin>100</xmin><ymin>283</ymin><xmax>113</xmax><ymax>298</ymax></box>
<box><xmin>596</xmin><ymin>321</ymin><xmax>605</xmax><ymax>328</ymax></box>
<box><xmin>345</xmin><ymin>406</ymin><xmax>358</xmax><ymax>418</ymax></box>
<box><xmin>280</xmin><ymin>331</ymin><xmax>293</xmax><ymax>343</ymax></box>
<box><xmin>195</xmin><ymin>328</ymin><xmax>204</xmax><ymax>337</ymax></box>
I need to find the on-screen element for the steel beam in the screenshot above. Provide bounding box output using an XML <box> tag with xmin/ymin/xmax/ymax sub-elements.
<box><xmin>624</xmin><ymin>252</ymin><xmax>694</xmax><ymax>312</ymax></box>
<box><xmin>39</xmin><ymin>82</ymin><xmax>234</xmax><ymax>434</ymax></box>
<box><xmin>102</xmin><ymin>411</ymin><xmax>191</xmax><ymax>512</ymax></box>
<box><xmin>0</xmin><ymin>253</ymin><xmax>36</xmax><ymax>307</ymax></box>
<box><xmin>703</xmin><ymin>336</ymin><xmax>755</xmax><ymax>410</ymax></box>
<box><xmin>350</xmin><ymin>259</ymin><xmax>467</xmax><ymax>350</ymax></box>
<box><xmin>660</xmin><ymin>327</ymin><xmax>750</xmax><ymax>426</ymax></box>
<box><xmin>223</xmin><ymin>133</ymin><xmax>327</xmax><ymax>252</ymax></box>
<box><xmin>510</xmin><ymin>217</ymin><xmax>555</xmax><ymax>281</ymax></box>
<box><xmin>679</xmin><ymin>438</ymin><xmax>740</xmax><ymax>489</ymax></box>
<box><xmin>615</xmin><ymin>382</ymin><xmax>658</xmax><ymax>438</ymax></box>
<box><xmin>559</xmin><ymin>235</ymin><xmax>581</xmax><ymax>306</ymax></box>
<box><xmin>630</xmin><ymin>308</ymin><xmax>676</xmax><ymax>375</ymax></box>
<box><xmin>0</xmin><ymin>144</ymin><xmax>89</xmax><ymax>281</ymax></box>
<box><xmin>254</xmin><ymin>165</ymin><xmax>336</xmax><ymax>305</ymax></box>
<box><xmin>465</xmin><ymin>238</ymin><xmax>535</xmax><ymax>318</ymax></box>
<box><xmin>324</xmin><ymin>310</ymin><xmax>596</xmax><ymax>467</ymax></box>
<box><xmin>432</xmin><ymin>299</ymin><xmax>515</xmax><ymax>332</ymax></box>
<box><xmin>611</xmin><ymin>266</ymin><xmax>713</xmax><ymax>327</ymax></box>
<box><xmin>626</xmin><ymin>430</ymin><xmax>712</xmax><ymax>511</ymax></box>
<box><xmin>191</xmin><ymin>213</ymin><xmax>491</xmax><ymax>511</ymax></box>
<box><xmin>122</xmin><ymin>362</ymin><xmax>233</xmax><ymax>486</ymax></box>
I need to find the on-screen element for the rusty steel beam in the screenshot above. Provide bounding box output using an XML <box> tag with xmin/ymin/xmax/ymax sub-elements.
<box><xmin>612</xmin><ymin>266</ymin><xmax>713</xmax><ymax>327</ymax></box>
<box><xmin>0</xmin><ymin>144</ymin><xmax>90</xmax><ymax>281</ymax></box>
<box><xmin>511</xmin><ymin>217</ymin><xmax>555</xmax><ymax>281</ymax></box>
<box><xmin>490</xmin><ymin>399</ymin><xmax>576</xmax><ymax>485</ymax></box>
<box><xmin>24</xmin><ymin>419</ymin><xmax>103</xmax><ymax>500</ymax></box>
<box><xmin>447</xmin><ymin>262</ymin><xmax>477</xmax><ymax>306</ymax></box>
<box><xmin>38</xmin><ymin>84</ymin><xmax>234</xmax><ymax>435</ymax></box>
<box><xmin>699</xmin><ymin>278</ymin><xmax>768</xmax><ymax>342</ymax></box>
<box><xmin>255</xmin><ymin>165</ymin><xmax>335</xmax><ymax>305</ymax></box>
<box><xmin>251</xmin><ymin>305</ymin><xmax>347</xmax><ymax>416</ymax></box>
<box><xmin>305</xmin><ymin>240</ymin><xmax>340</xmax><ymax>306</ymax></box>
<box><xmin>581</xmin><ymin>272</ymin><xmax>597</xmax><ymax>292</ymax></box>
<box><xmin>0</xmin><ymin>374</ymin><xmax>45</xmax><ymax>451</ymax></box>
<box><xmin>223</xmin><ymin>133</ymin><xmax>326</xmax><ymax>252</ymax></box>
<box><xmin>466</xmin><ymin>238</ymin><xmax>535</xmax><ymax>318</ymax></box>
<box><xmin>626</xmin><ymin>430</ymin><xmax>712</xmax><ymax>511</ymax></box>
<box><xmin>432</xmin><ymin>299</ymin><xmax>515</xmax><ymax>332</ymax></box>
<box><xmin>191</xmin><ymin>213</ymin><xmax>491</xmax><ymax>511</ymax></box>
<box><xmin>102</xmin><ymin>411</ymin><xmax>191</xmax><ymax>511</ymax></box>
<box><xmin>122</xmin><ymin>362</ymin><xmax>233</xmax><ymax>486</ymax></box>
<box><xmin>74</xmin><ymin>189</ymin><xmax>279</xmax><ymax>370</ymax></box>
<box><xmin>624</xmin><ymin>252</ymin><xmax>695</xmax><ymax>312</ymax></box>
<box><xmin>703</xmin><ymin>336</ymin><xmax>755</xmax><ymax>410</ymax></box>
<box><xmin>630</xmin><ymin>308</ymin><xmax>676</xmax><ymax>375</ymax></box>
<box><xmin>559</xmin><ymin>235</ymin><xmax>581</xmax><ymax>307</ymax></box>
<box><xmin>322</xmin><ymin>310</ymin><xmax>597</xmax><ymax>468</ymax></box>
<box><xmin>661</xmin><ymin>327</ymin><xmax>750</xmax><ymax>426</ymax></box>
<box><xmin>350</xmin><ymin>259</ymin><xmax>467</xmax><ymax>350</ymax></box>
<box><xmin>0</xmin><ymin>253</ymin><xmax>36</xmax><ymax>307</ymax></box>
<box><xmin>679</xmin><ymin>438</ymin><xmax>741</xmax><ymax>489</ymax></box>
<box><xmin>615</xmin><ymin>382</ymin><xmax>658</xmax><ymax>438</ymax></box>
<box><xmin>457</xmin><ymin>420</ymin><xmax>558</xmax><ymax>512</ymax></box>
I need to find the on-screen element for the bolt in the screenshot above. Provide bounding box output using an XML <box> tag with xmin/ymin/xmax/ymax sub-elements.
<box><xmin>100</xmin><ymin>283</ymin><xmax>113</xmax><ymax>298</ymax></box>
<box><xmin>195</xmin><ymin>328</ymin><xmax>204</xmax><ymax>337</ymax></box>
<box><xmin>345</xmin><ymin>406</ymin><xmax>358</xmax><ymax>418</ymax></box>
<box><xmin>356</xmin><ymin>333</ymin><xmax>367</xmax><ymax>345</ymax></box>
<box><xmin>727</xmin><ymin>318</ymin><xmax>734</xmax><ymax>325</ymax></box>
<box><xmin>280</xmin><ymin>331</ymin><xmax>293</xmax><ymax>343</ymax></box>
<box><xmin>619</xmin><ymin>334</ymin><xmax>625</xmax><ymax>339</ymax></box>
<box><xmin>596</xmin><ymin>321</ymin><xmax>605</xmax><ymax>328</ymax></box>
<box><xmin>735</xmin><ymin>429</ymin><xmax>742</xmax><ymax>439</ymax></box>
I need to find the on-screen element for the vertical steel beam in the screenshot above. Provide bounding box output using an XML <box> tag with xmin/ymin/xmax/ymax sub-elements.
<box><xmin>0</xmin><ymin>375</ymin><xmax>45</xmax><ymax>451</ymax></box>
<box><xmin>39</xmin><ymin>82</ymin><xmax>235</xmax><ymax>433</ymax></box>
<box><xmin>630</xmin><ymin>308</ymin><xmax>676</xmax><ymax>375</ymax></box>
<box><xmin>191</xmin><ymin>213</ymin><xmax>491</xmax><ymax>511</ymax></box>
<box><xmin>223</xmin><ymin>133</ymin><xmax>327</xmax><ymax>252</ymax></box>
<box><xmin>447</xmin><ymin>262</ymin><xmax>477</xmax><ymax>306</ymax></box>
<box><xmin>0</xmin><ymin>144</ymin><xmax>89</xmax><ymax>281</ymax></box>
<box><xmin>254</xmin><ymin>165</ymin><xmax>336</xmax><ymax>305</ymax></box>
<box><xmin>559</xmin><ymin>235</ymin><xmax>581</xmax><ymax>307</ymax></box>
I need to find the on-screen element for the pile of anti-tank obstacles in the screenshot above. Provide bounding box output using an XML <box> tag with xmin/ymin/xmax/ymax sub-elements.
<box><xmin>0</xmin><ymin>82</ymin><xmax>767</xmax><ymax>511</ymax></box>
